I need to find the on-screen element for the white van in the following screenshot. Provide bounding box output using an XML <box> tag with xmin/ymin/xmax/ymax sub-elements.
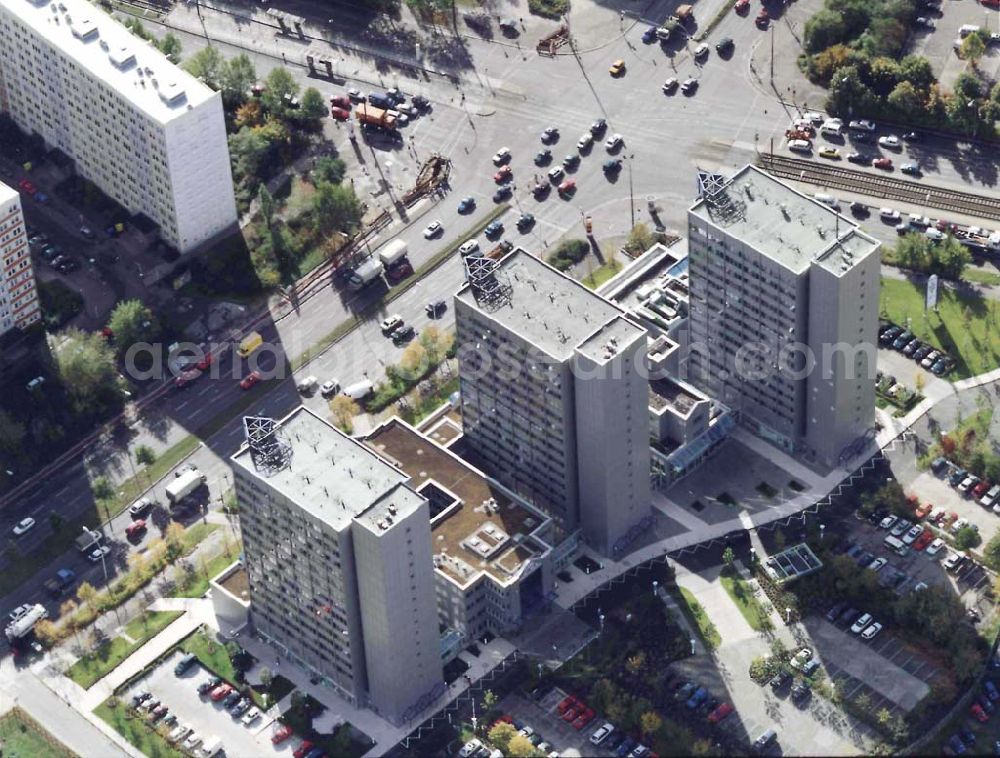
<box><xmin>343</xmin><ymin>379</ymin><xmax>374</xmax><ymax>401</ymax></box>
<box><xmin>813</xmin><ymin>193</ymin><xmax>839</xmax><ymax>209</ymax></box>
<box><xmin>200</xmin><ymin>737</ymin><xmax>223</xmax><ymax>758</ymax></box>
<box><xmin>296</xmin><ymin>375</ymin><xmax>319</xmax><ymax>394</ymax></box>
<box><xmin>788</xmin><ymin>139</ymin><xmax>812</xmax><ymax>153</ymax></box>
<box><xmin>883</xmin><ymin>534</ymin><xmax>909</xmax><ymax>556</ymax></box>
<box><xmin>960</xmin><ymin>24</ymin><xmax>982</xmax><ymax>38</ymax></box>
<box><xmin>820</xmin><ymin>119</ymin><xmax>843</xmax><ymax>136</ymax></box>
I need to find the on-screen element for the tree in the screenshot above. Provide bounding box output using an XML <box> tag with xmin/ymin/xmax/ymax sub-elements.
<box><xmin>59</xmin><ymin>598</ymin><xmax>79</xmax><ymax>624</ymax></box>
<box><xmin>91</xmin><ymin>476</ymin><xmax>114</xmax><ymax>501</ymax></box>
<box><xmin>626</xmin><ymin>651</ymin><xmax>646</xmax><ymax>676</ymax></box>
<box><xmin>34</xmin><ymin>619</ymin><xmax>58</xmax><ymax>647</ymax></box>
<box><xmin>507</xmin><ymin>734</ymin><xmax>538</xmax><ymax>758</ymax></box>
<box><xmin>311</xmin><ymin>182</ymin><xmax>362</xmax><ymax>236</ymax></box>
<box><xmin>399</xmin><ymin>341</ymin><xmax>429</xmax><ymax>381</ymax></box>
<box><xmin>899</xmin><ymin>55</ymin><xmax>935</xmax><ymax>91</ymax></box>
<box><xmin>108</xmin><ymin>299</ymin><xmax>160</xmax><ymax>354</ymax></box>
<box><xmin>158</xmin><ymin>33</ymin><xmax>182</xmax><ymax>63</ymax></box>
<box><xmin>229</xmin><ymin>126</ymin><xmax>274</xmax><ymax>183</ymax></box>
<box><xmin>626</xmin><ymin>223</ymin><xmax>654</xmax><ymax>255</ymax></box>
<box><xmin>640</xmin><ymin>711</ymin><xmax>662</xmax><ymax>738</ymax></box>
<box><xmin>76</xmin><ymin>582</ymin><xmax>97</xmax><ymax>609</ymax></box>
<box><xmin>803</xmin><ymin>8</ymin><xmax>848</xmax><ymax>53</ymax></box>
<box><xmin>135</xmin><ymin>445</ymin><xmax>156</xmax><ymax>466</ymax></box>
<box><xmin>887</xmin><ymin>80</ymin><xmax>923</xmax><ymax>117</ymax></box>
<box><xmin>854</xmin><ymin>691</ymin><xmax>872</xmax><ymax>712</ymax></box>
<box><xmin>128</xmin><ymin>550</ymin><xmax>149</xmax><ymax>575</ymax></box>
<box><xmin>165</xmin><ymin>521</ymin><xmax>186</xmax><ymax>560</ymax></box>
<box><xmin>722</xmin><ymin>546</ymin><xmax>735</xmax><ymax>571</ymax></box>
<box><xmin>954</xmin><ymin>526</ymin><xmax>981</xmax><ymax>550</ymax></box>
<box><xmin>52</xmin><ymin>329</ymin><xmax>118</xmax><ymax>411</ymax></box>
<box><xmin>313</xmin><ymin>156</ymin><xmax>346</xmax><ymax>185</ymax></box>
<box><xmin>221</xmin><ymin>53</ymin><xmax>257</xmax><ymax>105</ymax></box>
<box><xmin>826</xmin><ymin>65</ymin><xmax>875</xmax><ymax>118</ymax></box>
<box><xmin>0</xmin><ymin>409</ymin><xmax>26</xmax><ymax>454</ymax></box>
<box><xmin>482</xmin><ymin>689</ymin><xmax>497</xmax><ymax>711</ymax></box>
<box><xmin>258</xmin><ymin>185</ymin><xmax>277</xmax><ymax>231</ymax></box>
<box><xmin>329</xmin><ymin>395</ymin><xmax>360</xmax><ymax>432</ymax></box>
<box><xmin>488</xmin><ymin>722</ymin><xmax>517</xmax><ymax>753</ymax></box>
<box><xmin>961</xmin><ymin>32</ymin><xmax>986</xmax><ymax>66</ymax></box>
<box><xmin>299</xmin><ymin>87</ymin><xmax>327</xmax><ymax>122</ymax></box>
<box><xmin>183</xmin><ymin>46</ymin><xmax>225</xmax><ymax>90</ymax></box>
<box><xmin>263</xmin><ymin>67</ymin><xmax>299</xmax><ymax>113</ymax></box>
<box><xmin>259</xmin><ymin>666</ymin><xmax>273</xmax><ymax>690</ymax></box>
<box><xmin>147</xmin><ymin>538</ymin><xmax>168</xmax><ymax>567</ymax></box>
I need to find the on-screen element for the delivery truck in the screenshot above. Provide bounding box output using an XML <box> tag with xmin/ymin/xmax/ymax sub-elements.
<box><xmin>166</xmin><ymin>467</ymin><xmax>206</xmax><ymax>505</ymax></box>
<box><xmin>44</xmin><ymin>568</ymin><xmax>76</xmax><ymax>598</ymax></box>
<box><xmin>75</xmin><ymin>528</ymin><xmax>102</xmax><ymax>553</ymax></box>
<box><xmin>347</xmin><ymin>256</ymin><xmax>386</xmax><ymax>291</ymax></box>
<box><xmin>355</xmin><ymin>103</ymin><xmax>398</xmax><ymax>131</ymax></box>
<box><xmin>5</xmin><ymin>604</ymin><xmax>47</xmax><ymax>640</ymax></box>
<box><xmin>377</xmin><ymin>239</ymin><xmax>409</xmax><ymax>268</ymax></box>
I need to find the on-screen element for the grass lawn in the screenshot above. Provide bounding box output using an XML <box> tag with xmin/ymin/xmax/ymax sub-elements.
<box><xmin>674</xmin><ymin>587</ymin><xmax>721</xmax><ymax>650</ymax></box>
<box><xmin>0</xmin><ymin>708</ymin><xmax>75</xmax><ymax>757</ymax></box>
<box><xmin>95</xmin><ymin>697</ymin><xmax>184</xmax><ymax>758</ymax></box>
<box><xmin>170</xmin><ymin>540</ymin><xmax>240</xmax><ymax>599</ymax></box>
<box><xmin>65</xmin><ymin>611</ymin><xmax>183</xmax><ymax>689</ymax></box>
<box><xmin>963</xmin><ymin>268</ymin><xmax>1000</xmax><ymax>287</ymax></box>
<box><xmin>400</xmin><ymin>375</ymin><xmax>459</xmax><ymax>426</ymax></box>
<box><xmin>181</xmin><ymin>629</ymin><xmax>272</xmax><ymax>709</ymax></box>
<box><xmin>97</xmin><ymin>436</ymin><xmax>200</xmax><ymax>520</ymax></box>
<box><xmin>582</xmin><ymin>258</ymin><xmax>623</xmax><ymax>289</ymax></box>
<box><xmin>880</xmin><ymin>277</ymin><xmax>1000</xmax><ymax>378</ymax></box>
<box><xmin>719</xmin><ymin>572</ymin><xmax>772</xmax><ymax>632</ymax></box>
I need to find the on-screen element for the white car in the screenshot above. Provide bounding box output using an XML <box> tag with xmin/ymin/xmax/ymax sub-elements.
<box><xmin>805</xmin><ymin>111</ymin><xmax>824</xmax><ymax>123</ymax></box>
<box><xmin>868</xmin><ymin>557</ymin><xmax>887</xmax><ymax>571</ymax></box>
<box><xmin>184</xmin><ymin>734</ymin><xmax>202</xmax><ymax>751</ymax></box>
<box><xmin>577</xmin><ymin>133</ymin><xmax>594</xmax><ymax>150</ymax></box>
<box><xmin>788</xmin><ymin>139</ymin><xmax>812</xmax><ymax>153</ymax></box>
<box><xmin>879</xmin><ymin>208</ymin><xmax>901</xmax><ymax>221</ymax></box>
<box><xmin>11</xmin><ymin>517</ymin><xmax>35</xmax><ymax>536</ymax></box>
<box><xmin>694</xmin><ymin>43</ymin><xmax>710</xmax><ymax>59</ymax></box>
<box><xmin>902</xmin><ymin>524</ymin><xmax>923</xmax><ymax>545</ymax></box>
<box><xmin>849</xmin><ymin>119</ymin><xmax>876</xmax><ymax>132</ymax></box>
<box><xmin>320</xmin><ymin>380</ymin><xmax>340</xmax><ymax>398</ymax></box>
<box><xmin>879</xmin><ymin>515</ymin><xmax>897</xmax><ymax>530</ymax></box>
<box><xmin>878</xmin><ymin>135</ymin><xmax>901</xmax><ymax>148</ymax></box>
<box><xmin>605</xmin><ymin>133</ymin><xmax>624</xmax><ymax>151</ymax></box>
<box><xmin>241</xmin><ymin>708</ymin><xmax>261</xmax><ymax>726</ymax></box>
<box><xmin>925</xmin><ymin>228</ymin><xmax>945</xmax><ymax>241</ymax></box>
<box><xmin>458</xmin><ymin>239</ymin><xmax>480</xmax><ymax>256</ymax></box>
<box><xmin>790</xmin><ymin>648</ymin><xmax>813</xmax><ymax>669</ymax></box>
<box><xmin>422</xmin><ymin>220</ymin><xmax>443</xmax><ymax>238</ymax></box>
<box><xmin>850</xmin><ymin>613</ymin><xmax>872</xmax><ymax>633</ymax></box>
<box><xmin>380</xmin><ymin>314</ymin><xmax>403</xmax><ymax>334</ymax></box>
<box><xmin>492</xmin><ymin>147</ymin><xmax>511</xmax><ymax>165</ymax></box>
<box><xmin>459</xmin><ymin>740</ymin><xmax>482</xmax><ymax>758</ymax></box>
<box><xmin>168</xmin><ymin>725</ymin><xmax>191</xmax><ymax>743</ymax></box>
<box><xmin>87</xmin><ymin>545</ymin><xmax>111</xmax><ymax>563</ymax></box>
<box><xmin>547</xmin><ymin>166</ymin><xmax>565</xmax><ymax>183</ymax></box>
<box><xmin>926</xmin><ymin>538</ymin><xmax>945</xmax><ymax>555</ymax></box>
<box><xmin>861</xmin><ymin>622</ymin><xmax>883</xmax><ymax>640</ymax></box>
<box><xmin>346</xmin><ymin>87</ymin><xmax>363</xmax><ymax>101</ymax></box>
<box><xmin>943</xmin><ymin>552</ymin><xmax>964</xmax><ymax>570</ymax></box>
<box><xmin>590</xmin><ymin>723</ymin><xmax>615</xmax><ymax>745</ymax></box>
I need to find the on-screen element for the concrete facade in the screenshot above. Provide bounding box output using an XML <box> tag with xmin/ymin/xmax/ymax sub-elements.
<box><xmin>231</xmin><ymin>409</ymin><xmax>442</xmax><ymax>724</ymax></box>
<box><xmin>687</xmin><ymin>166</ymin><xmax>879</xmax><ymax>466</ymax></box>
<box><xmin>0</xmin><ymin>0</ymin><xmax>237</xmax><ymax>253</ymax></box>
<box><xmin>455</xmin><ymin>249</ymin><xmax>651</xmax><ymax>555</ymax></box>
<box><xmin>0</xmin><ymin>182</ymin><xmax>39</xmax><ymax>331</ymax></box>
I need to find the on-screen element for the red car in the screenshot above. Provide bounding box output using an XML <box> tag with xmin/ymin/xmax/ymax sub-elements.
<box><xmin>707</xmin><ymin>702</ymin><xmax>733</xmax><ymax>724</ymax></box>
<box><xmin>562</xmin><ymin>706</ymin><xmax>578</xmax><ymax>722</ymax></box>
<box><xmin>735</xmin><ymin>0</ymin><xmax>750</xmax><ymax>12</ymax></box>
<box><xmin>572</xmin><ymin>708</ymin><xmax>595</xmax><ymax>730</ymax></box>
<box><xmin>973</xmin><ymin>480</ymin><xmax>991</xmax><ymax>499</ymax></box>
<box><xmin>240</xmin><ymin>370</ymin><xmax>262</xmax><ymax>390</ymax></box>
<box><xmin>755</xmin><ymin>9</ymin><xmax>769</xmax><ymax>27</ymax></box>
<box><xmin>494</xmin><ymin>166</ymin><xmax>513</xmax><ymax>183</ymax></box>
<box><xmin>972</xmin><ymin>703</ymin><xmax>989</xmax><ymax>722</ymax></box>
<box><xmin>210</xmin><ymin>683</ymin><xmax>233</xmax><ymax>702</ymax></box>
<box><xmin>18</xmin><ymin>179</ymin><xmax>36</xmax><ymax>195</ymax></box>
<box><xmin>872</xmin><ymin>157</ymin><xmax>893</xmax><ymax>169</ymax></box>
<box><xmin>913</xmin><ymin>529</ymin><xmax>933</xmax><ymax>551</ymax></box>
<box><xmin>914</xmin><ymin>501</ymin><xmax>932</xmax><ymax>519</ymax></box>
<box><xmin>983</xmin><ymin>0</ymin><xmax>1000</xmax><ymax>8</ymax></box>
<box><xmin>330</xmin><ymin>95</ymin><xmax>351</xmax><ymax>110</ymax></box>
<box><xmin>557</xmin><ymin>696</ymin><xmax>575</xmax><ymax>713</ymax></box>
<box><xmin>294</xmin><ymin>740</ymin><xmax>315</xmax><ymax>758</ymax></box>
<box><xmin>272</xmin><ymin>724</ymin><xmax>294</xmax><ymax>744</ymax></box>
<box><xmin>196</xmin><ymin>353</ymin><xmax>214</xmax><ymax>371</ymax></box>
<box><xmin>175</xmin><ymin>368</ymin><xmax>203</xmax><ymax>389</ymax></box>
<box><xmin>558</xmin><ymin>179</ymin><xmax>577</xmax><ymax>196</ymax></box>
<box><xmin>330</xmin><ymin>107</ymin><xmax>350</xmax><ymax>121</ymax></box>
<box><xmin>125</xmin><ymin>519</ymin><xmax>147</xmax><ymax>540</ymax></box>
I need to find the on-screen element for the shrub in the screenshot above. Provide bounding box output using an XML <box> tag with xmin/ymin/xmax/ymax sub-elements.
<box><xmin>528</xmin><ymin>0</ymin><xmax>568</xmax><ymax>19</ymax></box>
<box><xmin>546</xmin><ymin>239</ymin><xmax>588</xmax><ymax>271</ymax></box>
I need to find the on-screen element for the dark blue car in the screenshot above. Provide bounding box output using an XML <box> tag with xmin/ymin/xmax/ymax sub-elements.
<box><xmin>641</xmin><ymin>25</ymin><xmax>657</xmax><ymax>43</ymax></box>
<box><xmin>685</xmin><ymin>687</ymin><xmax>708</xmax><ymax>710</ymax></box>
<box><xmin>616</xmin><ymin>737</ymin><xmax>637</xmax><ymax>757</ymax></box>
<box><xmin>986</xmin><ymin>680</ymin><xmax>1000</xmax><ymax>701</ymax></box>
<box><xmin>948</xmin><ymin>734</ymin><xmax>967</xmax><ymax>755</ymax></box>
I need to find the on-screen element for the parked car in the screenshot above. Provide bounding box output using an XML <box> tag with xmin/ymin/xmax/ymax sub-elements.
<box><xmin>272</xmin><ymin>724</ymin><xmax>294</xmax><ymax>744</ymax></box>
<box><xmin>851</xmin><ymin>613</ymin><xmax>873</xmax><ymax>633</ymax></box>
<box><xmin>590</xmin><ymin>723</ymin><xmax>615</xmax><ymax>745</ymax></box>
<box><xmin>707</xmin><ymin>702</ymin><xmax>733</xmax><ymax>723</ymax></box>
<box><xmin>861</xmin><ymin>622</ymin><xmax>883</xmax><ymax>640</ymax></box>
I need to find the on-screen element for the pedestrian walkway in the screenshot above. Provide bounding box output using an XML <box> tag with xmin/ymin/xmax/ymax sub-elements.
<box><xmin>675</xmin><ymin>565</ymin><xmax>758</xmax><ymax>645</ymax></box>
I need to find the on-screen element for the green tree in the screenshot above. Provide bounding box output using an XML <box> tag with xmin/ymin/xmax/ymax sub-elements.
<box><xmin>935</xmin><ymin>235</ymin><xmax>972</xmax><ymax>280</ymax></box>
<box><xmin>258</xmin><ymin>666</ymin><xmax>273</xmax><ymax>690</ymax></box>
<box><xmin>961</xmin><ymin>32</ymin><xmax>986</xmax><ymax>66</ymax></box>
<box><xmin>258</xmin><ymin>185</ymin><xmax>277</xmax><ymax>231</ymax></box>
<box><xmin>625</xmin><ymin>651</ymin><xmax>646</xmax><ymax>676</ymax></box>
<box><xmin>313</xmin><ymin>156</ymin><xmax>347</xmax><ymax>185</ymax></box>
<box><xmin>507</xmin><ymin>734</ymin><xmax>538</xmax><ymax>758</ymax></box>
<box><xmin>52</xmin><ymin>329</ymin><xmax>118</xmax><ymax>411</ymax></box>
<box><xmin>299</xmin><ymin>87</ymin><xmax>327</xmax><ymax>122</ymax></box>
<box><xmin>221</xmin><ymin>53</ymin><xmax>257</xmax><ymax>105</ymax></box>
<box><xmin>164</xmin><ymin>521</ymin><xmax>186</xmax><ymax>561</ymax></box>
<box><xmin>0</xmin><ymin>409</ymin><xmax>26</xmax><ymax>455</ymax></box>
<box><xmin>263</xmin><ymin>67</ymin><xmax>299</xmax><ymax>114</ymax></box>
<box><xmin>887</xmin><ymin>80</ymin><xmax>922</xmax><ymax>117</ymax></box>
<box><xmin>626</xmin><ymin>223</ymin><xmax>654</xmax><ymax>254</ymax></box>
<box><xmin>722</xmin><ymin>546</ymin><xmax>735</xmax><ymax>571</ymax></box>
<box><xmin>640</xmin><ymin>711</ymin><xmax>663</xmax><ymax>739</ymax></box>
<box><xmin>868</xmin><ymin>56</ymin><xmax>901</xmax><ymax>98</ymax></box>
<box><xmin>482</xmin><ymin>689</ymin><xmax>497</xmax><ymax>711</ymax></box>
<box><xmin>311</xmin><ymin>182</ymin><xmax>362</xmax><ymax>236</ymax></box>
<box><xmin>876</xmin><ymin>707</ymin><xmax>892</xmax><ymax>726</ymax></box>
<box><xmin>488</xmin><ymin>722</ymin><xmax>517</xmax><ymax>753</ymax></box>
<box><xmin>954</xmin><ymin>526</ymin><xmax>981</xmax><ymax>550</ymax></box>
<box><xmin>108</xmin><ymin>299</ymin><xmax>159</xmax><ymax>353</ymax></box>
<box><xmin>229</xmin><ymin>127</ymin><xmax>274</xmax><ymax>183</ymax></box>
<box><xmin>91</xmin><ymin>475</ymin><xmax>114</xmax><ymax>501</ymax></box>
<box><xmin>826</xmin><ymin>65</ymin><xmax>875</xmax><ymax>118</ymax></box>
<box><xmin>183</xmin><ymin>46</ymin><xmax>225</xmax><ymax>90</ymax></box>
<box><xmin>76</xmin><ymin>582</ymin><xmax>98</xmax><ymax>610</ymax></box>
<box><xmin>899</xmin><ymin>56</ymin><xmax>935</xmax><ymax>91</ymax></box>
<box><xmin>803</xmin><ymin>9</ymin><xmax>848</xmax><ymax>54</ymax></box>
<box><xmin>158</xmin><ymin>33</ymin><xmax>182</xmax><ymax>63</ymax></box>
<box><xmin>135</xmin><ymin>445</ymin><xmax>156</xmax><ymax>466</ymax></box>
<box><xmin>329</xmin><ymin>395</ymin><xmax>360</xmax><ymax>433</ymax></box>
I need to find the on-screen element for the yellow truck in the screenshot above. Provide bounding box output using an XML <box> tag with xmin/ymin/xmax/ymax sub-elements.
<box><xmin>237</xmin><ymin>331</ymin><xmax>263</xmax><ymax>358</ymax></box>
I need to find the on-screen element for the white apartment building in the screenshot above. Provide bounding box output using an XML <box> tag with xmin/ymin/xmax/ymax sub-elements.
<box><xmin>232</xmin><ymin>410</ymin><xmax>442</xmax><ymax>725</ymax></box>
<box><xmin>687</xmin><ymin>167</ymin><xmax>880</xmax><ymax>467</ymax></box>
<box><xmin>454</xmin><ymin>249</ymin><xmax>651</xmax><ymax>556</ymax></box>
<box><xmin>0</xmin><ymin>181</ymin><xmax>40</xmax><ymax>332</ymax></box>
<box><xmin>0</xmin><ymin>0</ymin><xmax>237</xmax><ymax>253</ymax></box>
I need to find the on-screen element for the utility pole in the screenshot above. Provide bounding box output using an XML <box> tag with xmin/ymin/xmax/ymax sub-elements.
<box><xmin>769</xmin><ymin>25</ymin><xmax>774</xmax><ymax>83</ymax></box>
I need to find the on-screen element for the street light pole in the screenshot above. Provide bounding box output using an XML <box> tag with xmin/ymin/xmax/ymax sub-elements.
<box><xmin>83</xmin><ymin>526</ymin><xmax>122</xmax><ymax>628</ymax></box>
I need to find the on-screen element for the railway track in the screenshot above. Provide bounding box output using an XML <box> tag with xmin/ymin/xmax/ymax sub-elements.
<box><xmin>757</xmin><ymin>154</ymin><xmax>1000</xmax><ymax>222</ymax></box>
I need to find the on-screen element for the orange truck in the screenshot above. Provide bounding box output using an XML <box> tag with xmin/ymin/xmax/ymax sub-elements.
<box><xmin>355</xmin><ymin>103</ymin><xmax>397</xmax><ymax>131</ymax></box>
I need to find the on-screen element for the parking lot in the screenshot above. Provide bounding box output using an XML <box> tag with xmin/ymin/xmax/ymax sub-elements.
<box><xmin>498</xmin><ymin>690</ymin><xmax>609</xmax><ymax>758</ymax></box>
<box><xmin>906</xmin><ymin>0</ymin><xmax>1000</xmax><ymax>88</ymax></box>
<box><xmin>123</xmin><ymin>649</ymin><xmax>292</xmax><ymax>757</ymax></box>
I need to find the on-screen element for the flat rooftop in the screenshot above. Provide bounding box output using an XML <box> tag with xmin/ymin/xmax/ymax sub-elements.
<box><xmin>688</xmin><ymin>165</ymin><xmax>879</xmax><ymax>274</ymax></box>
<box><xmin>456</xmin><ymin>248</ymin><xmax>636</xmax><ymax>360</ymax></box>
<box><xmin>364</xmin><ymin>419</ymin><xmax>549</xmax><ymax>587</ymax></box>
<box><xmin>232</xmin><ymin>408</ymin><xmax>422</xmax><ymax>532</ymax></box>
<box><xmin>649</xmin><ymin>377</ymin><xmax>705</xmax><ymax>416</ymax></box>
<box><xmin>0</xmin><ymin>181</ymin><xmax>18</xmax><ymax>206</ymax></box>
<box><xmin>575</xmin><ymin>315</ymin><xmax>646</xmax><ymax>364</ymax></box>
<box><xmin>0</xmin><ymin>0</ymin><xmax>216</xmax><ymax>124</ymax></box>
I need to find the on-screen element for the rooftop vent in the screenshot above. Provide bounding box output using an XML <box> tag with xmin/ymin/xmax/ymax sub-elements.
<box><xmin>109</xmin><ymin>45</ymin><xmax>136</xmax><ymax>70</ymax></box>
<box><xmin>69</xmin><ymin>15</ymin><xmax>98</xmax><ymax>40</ymax></box>
<box><xmin>158</xmin><ymin>81</ymin><xmax>187</xmax><ymax>106</ymax></box>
